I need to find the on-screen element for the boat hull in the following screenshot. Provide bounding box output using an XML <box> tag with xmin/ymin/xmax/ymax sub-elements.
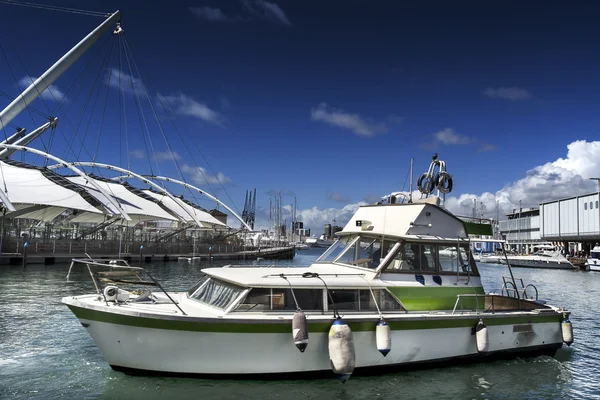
<box><xmin>587</xmin><ymin>258</ymin><xmax>600</xmax><ymax>272</ymax></box>
<box><xmin>65</xmin><ymin>301</ymin><xmax>565</xmax><ymax>377</ymax></box>
<box><xmin>505</xmin><ymin>257</ymin><xmax>575</xmax><ymax>270</ymax></box>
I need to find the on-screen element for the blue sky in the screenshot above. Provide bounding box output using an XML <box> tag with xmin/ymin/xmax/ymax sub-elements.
<box><xmin>1</xmin><ymin>0</ymin><xmax>600</xmax><ymax>232</ymax></box>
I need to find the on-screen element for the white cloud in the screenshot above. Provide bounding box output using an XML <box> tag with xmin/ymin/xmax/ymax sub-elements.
<box><xmin>18</xmin><ymin>76</ymin><xmax>66</xmax><ymax>102</ymax></box>
<box><xmin>433</xmin><ymin>128</ymin><xmax>471</xmax><ymax>145</ymax></box>
<box><xmin>190</xmin><ymin>1</ymin><xmax>291</xmax><ymax>25</ymax></box>
<box><xmin>444</xmin><ymin>140</ymin><xmax>600</xmax><ymax>217</ymax></box>
<box><xmin>310</xmin><ymin>103</ymin><xmax>388</xmax><ymax>137</ymax></box>
<box><xmin>153</xmin><ymin>150</ymin><xmax>180</xmax><ymax>161</ymax></box>
<box><xmin>157</xmin><ymin>93</ymin><xmax>224</xmax><ymax>126</ymax></box>
<box><xmin>106</xmin><ymin>68</ymin><xmax>145</xmax><ymax>95</ymax></box>
<box><xmin>253</xmin><ymin>201</ymin><xmax>367</xmax><ymax>232</ymax></box>
<box><xmin>129</xmin><ymin>149</ymin><xmax>145</xmax><ymax>159</ymax></box>
<box><xmin>189</xmin><ymin>7</ymin><xmax>236</xmax><ymax>22</ymax></box>
<box><xmin>250</xmin><ymin>0</ymin><xmax>291</xmax><ymax>25</ymax></box>
<box><xmin>477</xmin><ymin>143</ymin><xmax>497</xmax><ymax>152</ymax></box>
<box><xmin>483</xmin><ymin>87</ymin><xmax>532</xmax><ymax>101</ymax></box>
<box><xmin>328</xmin><ymin>191</ymin><xmax>351</xmax><ymax>202</ymax></box>
<box><xmin>182</xmin><ymin>164</ymin><xmax>232</xmax><ymax>186</ymax></box>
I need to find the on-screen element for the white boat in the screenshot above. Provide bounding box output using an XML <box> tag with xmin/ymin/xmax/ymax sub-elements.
<box><xmin>293</xmin><ymin>242</ymin><xmax>310</xmax><ymax>250</ymax></box>
<box><xmin>504</xmin><ymin>246</ymin><xmax>575</xmax><ymax>270</ymax></box>
<box><xmin>586</xmin><ymin>246</ymin><xmax>600</xmax><ymax>272</ymax></box>
<box><xmin>479</xmin><ymin>253</ymin><xmax>505</xmax><ymax>264</ymax></box>
<box><xmin>63</xmin><ymin>194</ymin><xmax>574</xmax><ymax>380</ymax></box>
<box><xmin>305</xmin><ymin>235</ymin><xmax>335</xmax><ymax>248</ymax></box>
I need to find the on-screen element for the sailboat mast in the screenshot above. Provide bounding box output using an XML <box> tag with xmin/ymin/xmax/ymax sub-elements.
<box><xmin>409</xmin><ymin>157</ymin><xmax>414</xmax><ymax>203</ymax></box>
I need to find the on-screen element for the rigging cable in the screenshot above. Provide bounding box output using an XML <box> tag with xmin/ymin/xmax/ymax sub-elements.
<box><xmin>117</xmin><ymin>35</ymin><xmax>130</xmax><ymax>173</ymax></box>
<box><xmin>0</xmin><ymin>0</ymin><xmax>107</xmax><ymax>17</ymax></box>
<box><xmin>121</xmin><ymin>35</ymin><xmax>157</xmax><ymax>178</ymax></box>
<box><xmin>145</xmin><ymin>48</ymin><xmax>243</xmax><ymax>217</ymax></box>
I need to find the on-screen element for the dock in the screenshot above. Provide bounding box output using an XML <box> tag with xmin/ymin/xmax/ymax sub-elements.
<box><xmin>0</xmin><ymin>241</ymin><xmax>295</xmax><ymax>266</ymax></box>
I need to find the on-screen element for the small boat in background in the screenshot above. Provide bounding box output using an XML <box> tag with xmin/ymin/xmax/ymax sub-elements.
<box><xmin>586</xmin><ymin>246</ymin><xmax>600</xmax><ymax>271</ymax></box>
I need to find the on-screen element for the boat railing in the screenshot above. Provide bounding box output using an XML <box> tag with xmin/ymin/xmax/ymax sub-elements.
<box><xmin>500</xmin><ymin>276</ymin><xmax>538</xmax><ymax>301</ymax></box>
<box><xmin>66</xmin><ymin>257</ymin><xmax>187</xmax><ymax>315</ymax></box>
<box><xmin>452</xmin><ymin>288</ymin><xmax>541</xmax><ymax>315</ymax></box>
<box><xmin>451</xmin><ymin>293</ymin><xmax>485</xmax><ymax>314</ymax></box>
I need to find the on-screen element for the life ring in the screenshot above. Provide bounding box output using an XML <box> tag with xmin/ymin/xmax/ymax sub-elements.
<box><xmin>417</xmin><ymin>173</ymin><xmax>435</xmax><ymax>194</ymax></box>
<box><xmin>435</xmin><ymin>171</ymin><xmax>453</xmax><ymax>194</ymax></box>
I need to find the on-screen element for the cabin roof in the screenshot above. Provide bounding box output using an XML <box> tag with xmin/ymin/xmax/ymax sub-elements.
<box><xmin>202</xmin><ymin>263</ymin><xmax>383</xmax><ymax>288</ymax></box>
<box><xmin>339</xmin><ymin>203</ymin><xmax>467</xmax><ymax>240</ymax></box>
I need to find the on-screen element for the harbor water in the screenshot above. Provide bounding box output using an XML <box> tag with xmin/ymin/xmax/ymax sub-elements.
<box><xmin>1</xmin><ymin>248</ymin><xmax>598</xmax><ymax>400</ymax></box>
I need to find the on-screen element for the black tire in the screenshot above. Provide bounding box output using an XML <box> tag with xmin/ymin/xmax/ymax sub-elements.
<box><xmin>417</xmin><ymin>173</ymin><xmax>435</xmax><ymax>194</ymax></box>
<box><xmin>435</xmin><ymin>171</ymin><xmax>453</xmax><ymax>194</ymax></box>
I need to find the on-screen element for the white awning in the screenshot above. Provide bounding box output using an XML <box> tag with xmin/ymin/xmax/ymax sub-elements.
<box><xmin>66</xmin><ymin>176</ymin><xmax>180</xmax><ymax>224</ymax></box>
<box><xmin>0</xmin><ymin>160</ymin><xmax>103</xmax><ymax>221</ymax></box>
<box><xmin>142</xmin><ymin>189</ymin><xmax>227</xmax><ymax>228</ymax></box>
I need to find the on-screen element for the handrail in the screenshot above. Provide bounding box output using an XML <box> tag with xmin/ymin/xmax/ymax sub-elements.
<box><xmin>451</xmin><ymin>293</ymin><xmax>490</xmax><ymax>315</ymax></box>
<box><xmin>66</xmin><ymin>258</ymin><xmax>187</xmax><ymax>315</ymax></box>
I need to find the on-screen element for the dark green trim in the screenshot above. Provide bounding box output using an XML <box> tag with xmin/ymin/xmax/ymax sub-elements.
<box><xmin>464</xmin><ymin>222</ymin><xmax>494</xmax><ymax>236</ymax></box>
<box><xmin>67</xmin><ymin>304</ymin><xmax>561</xmax><ymax>334</ymax></box>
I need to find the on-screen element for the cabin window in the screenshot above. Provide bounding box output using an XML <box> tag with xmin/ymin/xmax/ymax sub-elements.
<box><xmin>335</xmin><ymin>237</ymin><xmax>381</xmax><ymax>268</ymax></box>
<box><xmin>316</xmin><ymin>237</ymin><xmax>356</xmax><ymax>263</ymax></box>
<box><xmin>385</xmin><ymin>243</ymin><xmax>437</xmax><ymax>272</ymax></box>
<box><xmin>189</xmin><ymin>278</ymin><xmax>245</xmax><ymax>310</ymax></box>
<box><xmin>596</xmin><ymin>201</ymin><xmax>599</xmax><ymax>209</ymax></box>
<box><xmin>235</xmin><ymin>288</ymin><xmax>323</xmax><ymax>311</ymax></box>
<box><xmin>585</xmin><ymin>203</ymin><xmax>588</xmax><ymax>210</ymax></box>
<box><xmin>384</xmin><ymin>242</ymin><xmax>472</xmax><ymax>274</ymax></box>
<box><xmin>327</xmin><ymin>289</ymin><xmax>404</xmax><ymax>311</ymax></box>
<box><xmin>186</xmin><ymin>274</ymin><xmax>209</xmax><ymax>297</ymax></box>
<box><xmin>438</xmin><ymin>244</ymin><xmax>471</xmax><ymax>272</ymax></box>
<box><xmin>334</xmin><ymin>238</ymin><xmax>397</xmax><ymax>269</ymax></box>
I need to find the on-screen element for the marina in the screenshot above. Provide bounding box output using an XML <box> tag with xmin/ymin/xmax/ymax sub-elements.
<box><xmin>0</xmin><ymin>1</ymin><xmax>600</xmax><ymax>399</ymax></box>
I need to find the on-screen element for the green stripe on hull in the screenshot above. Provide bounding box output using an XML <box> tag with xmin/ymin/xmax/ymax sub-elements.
<box><xmin>67</xmin><ymin>305</ymin><xmax>561</xmax><ymax>334</ymax></box>
<box><xmin>387</xmin><ymin>286</ymin><xmax>486</xmax><ymax>311</ymax></box>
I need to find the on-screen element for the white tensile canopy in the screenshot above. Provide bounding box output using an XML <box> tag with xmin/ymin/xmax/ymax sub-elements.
<box><xmin>0</xmin><ymin>160</ymin><xmax>104</xmax><ymax>221</ymax></box>
<box><xmin>66</xmin><ymin>176</ymin><xmax>180</xmax><ymax>225</ymax></box>
<box><xmin>142</xmin><ymin>189</ymin><xmax>227</xmax><ymax>229</ymax></box>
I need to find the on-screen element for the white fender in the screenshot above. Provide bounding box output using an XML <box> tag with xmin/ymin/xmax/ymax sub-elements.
<box><xmin>328</xmin><ymin>318</ymin><xmax>355</xmax><ymax>382</ymax></box>
<box><xmin>475</xmin><ymin>319</ymin><xmax>489</xmax><ymax>353</ymax></box>
<box><xmin>561</xmin><ymin>317</ymin><xmax>574</xmax><ymax>346</ymax></box>
<box><xmin>292</xmin><ymin>310</ymin><xmax>309</xmax><ymax>352</ymax></box>
<box><xmin>376</xmin><ymin>319</ymin><xmax>392</xmax><ymax>356</ymax></box>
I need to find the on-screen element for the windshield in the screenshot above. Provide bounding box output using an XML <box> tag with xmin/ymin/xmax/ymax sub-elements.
<box><xmin>188</xmin><ymin>277</ymin><xmax>245</xmax><ymax>310</ymax></box>
<box><xmin>316</xmin><ymin>236</ymin><xmax>357</xmax><ymax>262</ymax></box>
<box><xmin>333</xmin><ymin>237</ymin><xmax>398</xmax><ymax>269</ymax></box>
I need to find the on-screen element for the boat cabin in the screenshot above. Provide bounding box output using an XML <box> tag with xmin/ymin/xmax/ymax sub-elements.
<box><xmin>184</xmin><ymin>202</ymin><xmax>483</xmax><ymax>315</ymax></box>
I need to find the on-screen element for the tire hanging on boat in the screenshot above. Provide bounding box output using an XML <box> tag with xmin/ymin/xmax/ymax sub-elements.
<box><xmin>417</xmin><ymin>173</ymin><xmax>435</xmax><ymax>194</ymax></box>
<box><xmin>328</xmin><ymin>318</ymin><xmax>355</xmax><ymax>383</ymax></box>
<box><xmin>435</xmin><ymin>171</ymin><xmax>453</xmax><ymax>194</ymax></box>
<box><xmin>475</xmin><ymin>319</ymin><xmax>489</xmax><ymax>353</ymax></box>
<box><xmin>376</xmin><ymin>318</ymin><xmax>392</xmax><ymax>356</ymax></box>
<box><xmin>561</xmin><ymin>316</ymin><xmax>574</xmax><ymax>346</ymax></box>
<box><xmin>292</xmin><ymin>310</ymin><xmax>309</xmax><ymax>352</ymax></box>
